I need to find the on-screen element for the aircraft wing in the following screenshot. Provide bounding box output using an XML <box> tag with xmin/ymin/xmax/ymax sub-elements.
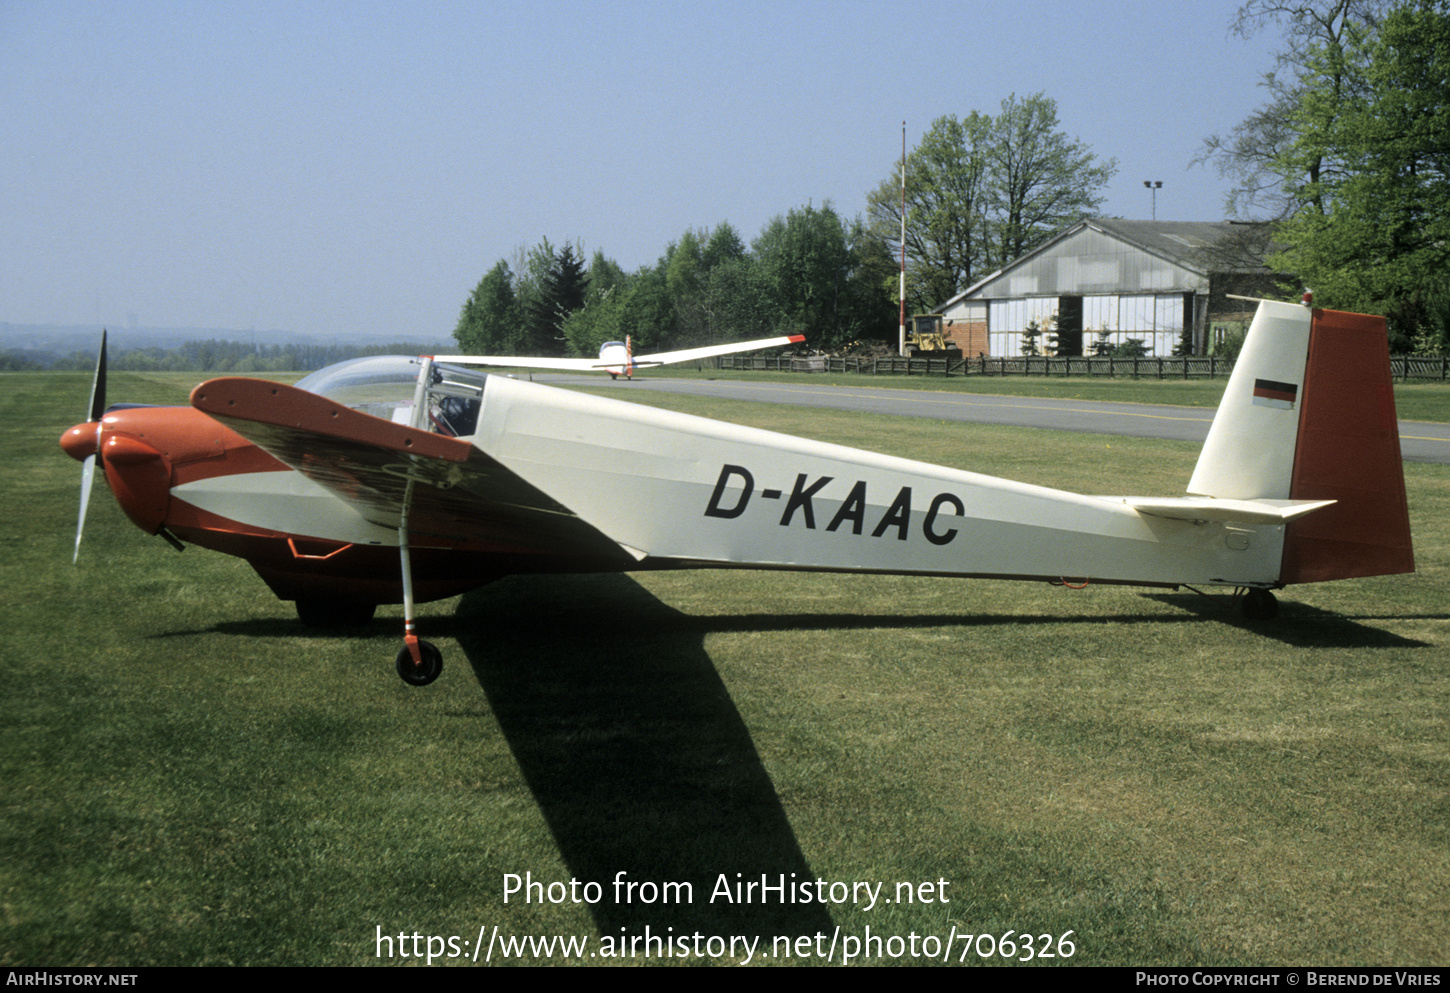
<box><xmin>438</xmin><ymin>334</ymin><xmax>804</xmax><ymax>370</ymax></box>
<box><xmin>622</xmin><ymin>334</ymin><xmax>806</xmax><ymax>367</ymax></box>
<box><xmin>188</xmin><ymin>377</ymin><xmax>632</xmax><ymax>568</ymax></box>
<box><xmin>428</xmin><ymin>355</ymin><xmax>608</xmax><ymax>372</ymax></box>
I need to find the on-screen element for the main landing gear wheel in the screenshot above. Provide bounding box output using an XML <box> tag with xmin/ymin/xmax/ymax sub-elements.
<box><xmin>1241</xmin><ymin>588</ymin><xmax>1279</xmax><ymax>621</ymax></box>
<box><xmin>395</xmin><ymin>640</ymin><xmax>443</xmax><ymax>686</ymax></box>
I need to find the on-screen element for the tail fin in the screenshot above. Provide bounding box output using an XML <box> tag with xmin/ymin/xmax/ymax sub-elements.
<box><xmin>1189</xmin><ymin>300</ymin><xmax>1312</xmax><ymax>500</ymax></box>
<box><xmin>1189</xmin><ymin>300</ymin><xmax>1413</xmax><ymax>584</ymax></box>
<box><xmin>1280</xmin><ymin>308</ymin><xmax>1413</xmax><ymax>583</ymax></box>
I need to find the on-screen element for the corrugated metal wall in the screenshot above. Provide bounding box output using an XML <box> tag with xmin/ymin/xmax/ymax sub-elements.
<box><xmin>968</xmin><ymin>293</ymin><xmax>1185</xmax><ymax>357</ymax></box>
<box><xmin>987</xmin><ymin>298</ymin><xmax>1058</xmax><ymax>357</ymax></box>
<box><xmin>1093</xmin><ymin>294</ymin><xmax>1186</xmax><ymax>356</ymax></box>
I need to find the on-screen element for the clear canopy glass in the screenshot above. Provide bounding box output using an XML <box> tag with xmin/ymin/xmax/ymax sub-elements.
<box><xmin>294</xmin><ymin>355</ymin><xmax>489</xmax><ymax>435</ymax></box>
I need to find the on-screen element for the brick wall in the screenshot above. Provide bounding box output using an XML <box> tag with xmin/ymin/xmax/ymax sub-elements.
<box><xmin>944</xmin><ymin>319</ymin><xmax>988</xmax><ymax>357</ymax></box>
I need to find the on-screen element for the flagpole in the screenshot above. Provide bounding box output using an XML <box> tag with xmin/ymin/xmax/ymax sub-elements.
<box><xmin>899</xmin><ymin>122</ymin><xmax>907</xmax><ymax>357</ymax></box>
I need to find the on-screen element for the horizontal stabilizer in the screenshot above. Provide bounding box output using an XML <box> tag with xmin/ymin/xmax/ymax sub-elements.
<box><xmin>1120</xmin><ymin>497</ymin><xmax>1336</xmax><ymax>525</ymax></box>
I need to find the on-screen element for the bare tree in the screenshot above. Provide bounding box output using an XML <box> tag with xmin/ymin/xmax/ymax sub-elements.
<box><xmin>1195</xmin><ymin>0</ymin><xmax>1390</xmax><ymax>219</ymax></box>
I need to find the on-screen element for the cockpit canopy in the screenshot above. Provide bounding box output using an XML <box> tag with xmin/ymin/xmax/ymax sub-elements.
<box><xmin>294</xmin><ymin>355</ymin><xmax>489</xmax><ymax>437</ymax></box>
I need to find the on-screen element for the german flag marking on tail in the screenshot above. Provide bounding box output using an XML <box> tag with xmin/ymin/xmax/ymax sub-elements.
<box><xmin>1252</xmin><ymin>378</ymin><xmax>1299</xmax><ymax>409</ymax></box>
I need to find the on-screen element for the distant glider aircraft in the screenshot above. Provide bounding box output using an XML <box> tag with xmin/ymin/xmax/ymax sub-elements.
<box><xmin>451</xmin><ymin>333</ymin><xmax>806</xmax><ymax>379</ymax></box>
<box><xmin>60</xmin><ymin>302</ymin><xmax>1413</xmax><ymax>686</ymax></box>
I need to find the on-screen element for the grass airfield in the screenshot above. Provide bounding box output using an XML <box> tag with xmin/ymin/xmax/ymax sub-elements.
<box><xmin>3</xmin><ymin>370</ymin><xmax>1448</xmax><ymax>967</ymax></box>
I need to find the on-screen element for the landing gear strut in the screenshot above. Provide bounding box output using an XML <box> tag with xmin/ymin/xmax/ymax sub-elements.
<box><xmin>393</xmin><ymin>357</ymin><xmax>445</xmax><ymax>686</ymax></box>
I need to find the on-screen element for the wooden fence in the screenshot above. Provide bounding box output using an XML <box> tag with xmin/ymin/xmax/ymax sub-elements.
<box><xmin>1394</xmin><ymin>355</ymin><xmax>1450</xmax><ymax>381</ymax></box>
<box><xmin>718</xmin><ymin>353</ymin><xmax>1450</xmax><ymax>381</ymax></box>
<box><xmin>725</xmin><ymin>354</ymin><xmax>1236</xmax><ymax>378</ymax></box>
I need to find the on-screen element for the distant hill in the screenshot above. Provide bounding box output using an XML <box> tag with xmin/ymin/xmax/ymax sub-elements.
<box><xmin>0</xmin><ymin>322</ymin><xmax>453</xmax><ymax>371</ymax></box>
<box><xmin>1</xmin><ymin>322</ymin><xmax>450</xmax><ymax>353</ymax></box>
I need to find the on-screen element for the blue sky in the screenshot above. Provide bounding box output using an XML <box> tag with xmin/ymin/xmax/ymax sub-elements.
<box><xmin>1</xmin><ymin>0</ymin><xmax>1282</xmax><ymax>340</ymax></box>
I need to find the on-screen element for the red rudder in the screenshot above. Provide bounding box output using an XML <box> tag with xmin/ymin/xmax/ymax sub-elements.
<box><xmin>1281</xmin><ymin>309</ymin><xmax>1414</xmax><ymax>584</ymax></box>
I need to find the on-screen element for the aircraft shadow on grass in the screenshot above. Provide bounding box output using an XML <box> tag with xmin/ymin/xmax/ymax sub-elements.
<box><xmin>162</xmin><ymin>582</ymin><xmax>1436</xmax><ymax>656</ymax></box>
<box><xmin>145</xmin><ymin>572</ymin><xmax>1432</xmax><ymax>942</ymax></box>
<box><xmin>444</xmin><ymin>572</ymin><xmax>1428</xmax><ymax>938</ymax></box>
<box><xmin>452</xmin><ymin>572</ymin><xmax>835</xmax><ymax>940</ymax></box>
<box><xmin>165</xmin><ymin>601</ymin><xmax>1209</xmax><ymax>640</ymax></box>
<box><xmin>163</xmin><ymin>603</ymin><xmax>1438</xmax><ymax>654</ymax></box>
<box><xmin>1143</xmin><ymin>592</ymin><xmax>1435</xmax><ymax>648</ymax></box>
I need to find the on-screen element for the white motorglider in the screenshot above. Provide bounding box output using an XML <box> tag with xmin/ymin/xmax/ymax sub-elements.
<box><xmin>447</xmin><ymin>333</ymin><xmax>805</xmax><ymax>379</ymax></box>
<box><xmin>61</xmin><ymin>301</ymin><xmax>1413</xmax><ymax>685</ymax></box>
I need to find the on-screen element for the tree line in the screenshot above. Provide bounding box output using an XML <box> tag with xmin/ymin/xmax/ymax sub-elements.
<box><xmin>454</xmin><ymin>204</ymin><xmax>899</xmax><ymax>359</ymax></box>
<box><xmin>1201</xmin><ymin>0</ymin><xmax>1450</xmax><ymax>352</ymax></box>
<box><xmin>454</xmin><ymin>92</ymin><xmax>1116</xmax><ymax>358</ymax></box>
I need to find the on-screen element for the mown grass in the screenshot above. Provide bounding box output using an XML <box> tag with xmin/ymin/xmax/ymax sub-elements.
<box><xmin>2</xmin><ymin>371</ymin><xmax>1446</xmax><ymax>966</ymax></box>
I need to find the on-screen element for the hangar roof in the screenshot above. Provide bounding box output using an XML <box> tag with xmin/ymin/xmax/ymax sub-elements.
<box><xmin>937</xmin><ymin>219</ymin><xmax>1282</xmax><ymax>310</ymax></box>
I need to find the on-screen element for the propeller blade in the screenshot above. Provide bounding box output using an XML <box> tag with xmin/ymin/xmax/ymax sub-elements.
<box><xmin>88</xmin><ymin>329</ymin><xmax>108</xmax><ymax>421</ymax></box>
<box><xmin>74</xmin><ymin>452</ymin><xmax>96</xmax><ymax>564</ymax></box>
<box><xmin>73</xmin><ymin>331</ymin><xmax>108</xmax><ymax>563</ymax></box>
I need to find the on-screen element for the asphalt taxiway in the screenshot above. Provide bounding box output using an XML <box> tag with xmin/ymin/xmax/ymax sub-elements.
<box><xmin>536</xmin><ymin>375</ymin><xmax>1450</xmax><ymax>465</ymax></box>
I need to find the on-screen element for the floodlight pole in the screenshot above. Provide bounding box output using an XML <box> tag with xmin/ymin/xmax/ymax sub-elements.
<box><xmin>1143</xmin><ymin>180</ymin><xmax>1162</xmax><ymax>221</ymax></box>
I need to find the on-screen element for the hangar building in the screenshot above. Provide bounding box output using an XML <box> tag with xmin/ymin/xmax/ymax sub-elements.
<box><xmin>934</xmin><ymin>219</ymin><xmax>1289</xmax><ymax>357</ymax></box>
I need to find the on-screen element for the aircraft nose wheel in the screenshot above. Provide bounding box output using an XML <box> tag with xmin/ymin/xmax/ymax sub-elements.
<box><xmin>395</xmin><ymin>640</ymin><xmax>443</xmax><ymax>686</ymax></box>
